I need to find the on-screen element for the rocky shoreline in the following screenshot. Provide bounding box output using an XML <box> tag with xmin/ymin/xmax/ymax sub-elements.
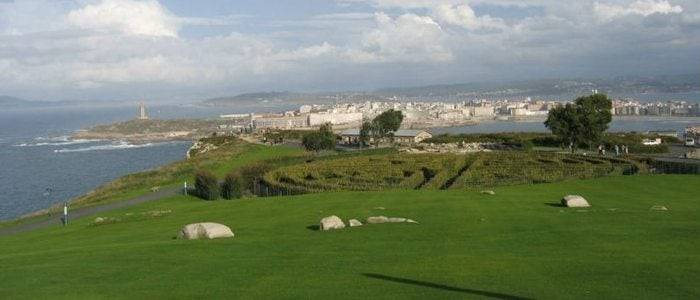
<box><xmin>72</xmin><ymin>130</ymin><xmax>199</xmax><ymax>144</ymax></box>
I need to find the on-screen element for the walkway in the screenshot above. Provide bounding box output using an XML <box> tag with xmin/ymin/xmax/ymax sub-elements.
<box><xmin>0</xmin><ymin>186</ymin><xmax>181</xmax><ymax>236</ymax></box>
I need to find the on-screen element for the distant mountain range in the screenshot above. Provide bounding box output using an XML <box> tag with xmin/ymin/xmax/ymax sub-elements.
<box><xmin>0</xmin><ymin>96</ymin><xmax>141</xmax><ymax>108</ymax></box>
<box><xmin>374</xmin><ymin>74</ymin><xmax>700</xmax><ymax>98</ymax></box>
<box><xmin>0</xmin><ymin>96</ymin><xmax>55</xmax><ymax>108</ymax></box>
<box><xmin>203</xmin><ymin>74</ymin><xmax>700</xmax><ymax>106</ymax></box>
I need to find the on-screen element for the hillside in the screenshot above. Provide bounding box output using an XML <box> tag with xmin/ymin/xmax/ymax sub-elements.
<box><xmin>0</xmin><ymin>95</ymin><xmax>52</xmax><ymax>108</ymax></box>
<box><xmin>203</xmin><ymin>92</ymin><xmax>303</xmax><ymax>106</ymax></box>
<box><xmin>1</xmin><ymin>175</ymin><xmax>698</xmax><ymax>298</ymax></box>
<box><xmin>374</xmin><ymin>74</ymin><xmax>700</xmax><ymax>98</ymax></box>
<box><xmin>1</xmin><ymin>138</ymin><xmax>698</xmax><ymax>299</ymax></box>
<box><xmin>73</xmin><ymin>119</ymin><xmax>223</xmax><ymax>142</ymax></box>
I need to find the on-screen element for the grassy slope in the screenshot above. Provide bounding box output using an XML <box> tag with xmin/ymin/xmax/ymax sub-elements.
<box><xmin>1</xmin><ymin>175</ymin><xmax>698</xmax><ymax>299</ymax></box>
<box><xmin>0</xmin><ymin>141</ymin><xmax>303</xmax><ymax>229</ymax></box>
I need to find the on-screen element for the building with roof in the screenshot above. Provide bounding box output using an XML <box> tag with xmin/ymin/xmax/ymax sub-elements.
<box><xmin>339</xmin><ymin>129</ymin><xmax>432</xmax><ymax>145</ymax></box>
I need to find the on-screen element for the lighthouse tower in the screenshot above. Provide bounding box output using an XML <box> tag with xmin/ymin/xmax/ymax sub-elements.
<box><xmin>138</xmin><ymin>103</ymin><xmax>149</xmax><ymax>120</ymax></box>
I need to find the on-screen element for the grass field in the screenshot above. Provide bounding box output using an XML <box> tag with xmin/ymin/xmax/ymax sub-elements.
<box><xmin>1</xmin><ymin>175</ymin><xmax>698</xmax><ymax>299</ymax></box>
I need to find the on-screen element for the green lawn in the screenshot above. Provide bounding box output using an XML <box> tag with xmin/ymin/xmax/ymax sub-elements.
<box><xmin>1</xmin><ymin>175</ymin><xmax>698</xmax><ymax>299</ymax></box>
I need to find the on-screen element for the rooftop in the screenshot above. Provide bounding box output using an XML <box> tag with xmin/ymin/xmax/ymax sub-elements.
<box><xmin>340</xmin><ymin>129</ymin><xmax>430</xmax><ymax>137</ymax></box>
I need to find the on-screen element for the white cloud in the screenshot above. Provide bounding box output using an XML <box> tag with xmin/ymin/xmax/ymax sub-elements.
<box><xmin>432</xmin><ymin>4</ymin><xmax>506</xmax><ymax>30</ymax></box>
<box><xmin>347</xmin><ymin>12</ymin><xmax>453</xmax><ymax>63</ymax></box>
<box><xmin>66</xmin><ymin>0</ymin><xmax>180</xmax><ymax>37</ymax></box>
<box><xmin>1</xmin><ymin>0</ymin><xmax>699</xmax><ymax>99</ymax></box>
<box><xmin>594</xmin><ymin>0</ymin><xmax>683</xmax><ymax>21</ymax></box>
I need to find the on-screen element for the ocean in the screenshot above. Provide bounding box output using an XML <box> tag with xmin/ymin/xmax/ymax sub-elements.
<box><xmin>1</xmin><ymin>103</ymin><xmax>698</xmax><ymax>221</ymax></box>
<box><xmin>0</xmin><ymin>104</ymin><xmax>292</xmax><ymax>221</ymax></box>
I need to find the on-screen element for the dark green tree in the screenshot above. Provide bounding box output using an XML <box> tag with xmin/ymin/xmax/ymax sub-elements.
<box><xmin>221</xmin><ymin>172</ymin><xmax>244</xmax><ymax>199</ymax></box>
<box><xmin>363</xmin><ymin>109</ymin><xmax>404</xmax><ymax>147</ymax></box>
<box><xmin>302</xmin><ymin>123</ymin><xmax>336</xmax><ymax>152</ymax></box>
<box><xmin>359</xmin><ymin>121</ymin><xmax>372</xmax><ymax>146</ymax></box>
<box><xmin>194</xmin><ymin>171</ymin><xmax>220</xmax><ymax>200</ymax></box>
<box><xmin>545</xmin><ymin>94</ymin><xmax>612</xmax><ymax>152</ymax></box>
<box><xmin>575</xmin><ymin>94</ymin><xmax>613</xmax><ymax>148</ymax></box>
<box><xmin>373</xmin><ymin>109</ymin><xmax>404</xmax><ymax>135</ymax></box>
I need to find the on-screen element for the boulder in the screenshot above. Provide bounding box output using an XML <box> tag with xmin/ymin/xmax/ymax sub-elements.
<box><xmin>94</xmin><ymin>217</ymin><xmax>105</xmax><ymax>223</ymax></box>
<box><xmin>650</xmin><ymin>205</ymin><xmax>668</xmax><ymax>211</ymax></box>
<box><xmin>481</xmin><ymin>190</ymin><xmax>496</xmax><ymax>195</ymax></box>
<box><xmin>366</xmin><ymin>216</ymin><xmax>389</xmax><ymax>224</ymax></box>
<box><xmin>349</xmin><ymin>219</ymin><xmax>363</xmax><ymax>227</ymax></box>
<box><xmin>320</xmin><ymin>215</ymin><xmax>345</xmax><ymax>231</ymax></box>
<box><xmin>561</xmin><ymin>195</ymin><xmax>590</xmax><ymax>208</ymax></box>
<box><xmin>367</xmin><ymin>216</ymin><xmax>418</xmax><ymax>224</ymax></box>
<box><xmin>179</xmin><ymin>222</ymin><xmax>234</xmax><ymax>240</ymax></box>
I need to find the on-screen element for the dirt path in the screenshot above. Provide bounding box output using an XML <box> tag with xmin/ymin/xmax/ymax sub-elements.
<box><xmin>0</xmin><ymin>187</ymin><xmax>181</xmax><ymax>236</ymax></box>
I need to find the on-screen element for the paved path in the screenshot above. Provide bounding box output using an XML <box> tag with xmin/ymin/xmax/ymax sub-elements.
<box><xmin>0</xmin><ymin>186</ymin><xmax>182</xmax><ymax>237</ymax></box>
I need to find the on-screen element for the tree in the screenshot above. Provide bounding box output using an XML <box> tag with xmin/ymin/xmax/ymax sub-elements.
<box><xmin>373</xmin><ymin>109</ymin><xmax>404</xmax><ymax>136</ymax></box>
<box><xmin>359</xmin><ymin>121</ymin><xmax>372</xmax><ymax>146</ymax></box>
<box><xmin>302</xmin><ymin>123</ymin><xmax>336</xmax><ymax>152</ymax></box>
<box><xmin>194</xmin><ymin>171</ymin><xmax>219</xmax><ymax>200</ymax></box>
<box><xmin>364</xmin><ymin>109</ymin><xmax>404</xmax><ymax>147</ymax></box>
<box><xmin>221</xmin><ymin>172</ymin><xmax>244</xmax><ymax>199</ymax></box>
<box><xmin>545</xmin><ymin>94</ymin><xmax>612</xmax><ymax>152</ymax></box>
<box><xmin>575</xmin><ymin>94</ymin><xmax>613</xmax><ymax>148</ymax></box>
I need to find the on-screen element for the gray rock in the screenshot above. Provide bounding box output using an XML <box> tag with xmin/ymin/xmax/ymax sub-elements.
<box><xmin>561</xmin><ymin>195</ymin><xmax>590</xmax><ymax>208</ymax></box>
<box><xmin>367</xmin><ymin>216</ymin><xmax>418</xmax><ymax>224</ymax></box>
<box><xmin>320</xmin><ymin>215</ymin><xmax>345</xmax><ymax>230</ymax></box>
<box><xmin>388</xmin><ymin>217</ymin><xmax>407</xmax><ymax>223</ymax></box>
<box><xmin>179</xmin><ymin>222</ymin><xmax>234</xmax><ymax>240</ymax></box>
<box><xmin>348</xmin><ymin>219</ymin><xmax>363</xmax><ymax>227</ymax></box>
<box><xmin>366</xmin><ymin>216</ymin><xmax>389</xmax><ymax>224</ymax></box>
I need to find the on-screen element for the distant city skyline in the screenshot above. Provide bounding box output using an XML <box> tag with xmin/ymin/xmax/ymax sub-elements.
<box><xmin>1</xmin><ymin>0</ymin><xmax>699</xmax><ymax>101</ymax></box>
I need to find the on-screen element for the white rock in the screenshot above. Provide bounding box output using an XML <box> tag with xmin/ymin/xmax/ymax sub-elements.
<box><xmin>561</xmin><ymin>195</ymin><xmax>590</xmax><ymax>208</ymax></box>
<box><xmin>94</xmin><ymin>217</ymin><xmax>105</xmax><ymax>223</ymax></box>
<box><xmin>179</xmin><ymin>222</ymin><xmax>234</xmax><ymax>240</ymax></box>
<box><xmin>406</xmin><ymin>219</ymin><xmax>419</xmax><ymax>224</ymax></box>
<box><xmin>388</xmin><ymin>217</ymin><xmax>407</xmax><ymax>223</ymax></box>
<box><xmin>650</xmin><ymin>205</ymin><xmax>668</xmax><ymax>211</ymax></box>
<box><xmin>481</xmin><ymin>190</ymin><xmax>496</xmax><ymax>195</ymax></box>
<box><xmin>366</xmin><ymin>216</ymin><xmax>389</xmax><ymax>224</ymax></box>
<box><xmin>320</xmin><ymin>215</ymin><xmax>345</xmax><ymax>231</ymax></box>
<box><xmin>349</xmin><ymin>219</ymin><xmax>363</xmax><ymax>227</ymax></box>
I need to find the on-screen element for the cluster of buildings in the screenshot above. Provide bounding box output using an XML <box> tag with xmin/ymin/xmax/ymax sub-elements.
<box><xmin>216</xmin><ymin>98</ymin><xmax>700</xmax><ymax>135</ymax></box>
<box><xmin>220</xmin><ymin>98</ymin><xmax>558</xmax><ymax>131</ymax></box>
<box><xmin>612</xmin><ymin>100</ymin><xmax>700</xmax><ymax>116</ymax></box>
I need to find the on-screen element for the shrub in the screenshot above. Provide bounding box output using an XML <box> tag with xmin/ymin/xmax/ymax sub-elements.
<box><xmin>194</xmin><ymin>171</ymin><xmax>220</xmax><ymax>200</ymax></box>
<box><xmin>222</xmin><ymin>162</ymin><xmax>277</xmax><ymax>197</ymax></box>
<box><xmin>222</xmin><ymin>172</ymin><xmax>244</xmax><ymax>199</ymax></box>
<box><xmin>302</xmin><ymin>125</ymin><xmax>336</xmax><ymax>152</ymax></box>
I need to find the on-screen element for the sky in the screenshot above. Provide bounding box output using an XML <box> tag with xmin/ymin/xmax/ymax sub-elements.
<box><xmin>0</xmin><ymin>0</ymin><xmax>699</xmax><ymax>101</ymax></box>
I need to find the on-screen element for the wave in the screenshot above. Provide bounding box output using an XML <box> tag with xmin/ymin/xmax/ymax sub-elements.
<box><xmin>14</xmin><ymin>139</ymin><xmax>98</xmax><ymax>147</ymax></box>
<box><xmin>53</xmin><ymin>141</ymin><xmax>163</xmax><ymax>153</ymax></box>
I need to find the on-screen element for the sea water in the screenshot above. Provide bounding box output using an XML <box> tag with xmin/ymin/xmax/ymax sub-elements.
<box><xmin>0</xmin><ymin>104</ymin><xmax>291</xmax><ymax>221</ymax></box>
